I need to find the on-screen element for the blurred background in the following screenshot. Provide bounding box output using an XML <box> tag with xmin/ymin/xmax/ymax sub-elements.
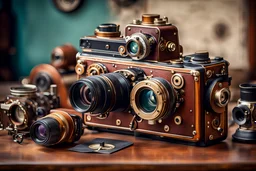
<box><xmin>0</xmin><ymin>0</ymin><xmax>255</xmax><ymax>101</ymax></box>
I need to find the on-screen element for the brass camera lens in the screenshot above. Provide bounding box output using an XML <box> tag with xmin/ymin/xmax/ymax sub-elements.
<box><xmin>10</xmin><ymin>104</ymin><xmax>26</xmax><ymax>126</ymax></box>
<box><xmin>30</xmin><ymin>110</ymin><xmax>83</xmax><ymax>146</ymax></box>
<box><xmin>214</xmin><ymin>88</ymin><xmax>230</xmax><ymax>107</ymax></box>
<box><xmin>70</xmin><ymin>73</ymin><xmax>130</xmax><ymax>114</ymax></box>
<box><xmin>125</xmin><ymin>33</ymin><xmax>155</xmax><ymax>60</ymax></box>
<box><xmin>130</xmin><ymin>77</ymin><xmax>176</xmax><ymax>121</ymax></box>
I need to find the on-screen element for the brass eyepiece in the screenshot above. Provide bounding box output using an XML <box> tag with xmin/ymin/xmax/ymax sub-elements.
<box><xmin>214</xmin><ymin>88</ymin><xmax>230</xmax><ymax>108</ymax></box>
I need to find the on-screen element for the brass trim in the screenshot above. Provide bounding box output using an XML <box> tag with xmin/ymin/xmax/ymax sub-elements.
<box><xmin>86</xmin><ymin>63</ymin><xmax>108</xmax><ymax>76</ymax></box>
<box><xmin>130</xmin><ymin>79</ymin><xmax>170</xmax><ymax>121</ymax></box>
<box><xmin>171</xmin><ymin>74</ymin><xmax>184</xmax><ymax>89</ymax></box>
<box><xmin>85</xmin><ymin>121</ymin><xmax>196</xmax><ymax>142</ymax></box>
<box><xmin>214</xmin><ymin>88</ymin><xmax>231</xmax><ymax>108</ymax></box>
<box><xmin>77</xmin><ymin>55</ymin><xmax>192</xmax><ymax>73</ymax></box>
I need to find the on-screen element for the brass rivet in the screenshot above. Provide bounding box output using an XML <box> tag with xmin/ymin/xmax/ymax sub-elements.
<box><xmin>209</xmin><ymin>135</ymin><xmax>214</xmax><ymax>140</ymax></box>
<box><xmin>194</xmin><ymin>77</ymin><xmax>199</xmax><ymax>81</ymax></box>
<box><xmin>190</xmin><ymin>110</ymin><xmax>193</xmax><ymax>113</ymax></box>
<box><xmin>164</xmin><ymin>125</ymin><xmax>170</xmax><ymax>132</ymax></box>
<box><xmin>116</xmin><ymin>119</ymin><xmax>121</xmax><ymax>126</ymax></box>
<box><xmin>219</xmin><ymin>83</ymin><xmax>222</xmax><ymax>88</ymax></box>
<box><xmin>86</xmin><ymin>115</ymin><xmax>91</xmax><ymax>121</ymax></box>
<box><xmin>128</xmin><ymin>27</ymin><xmax>131</xmax><ymax>31</ymax></box>
<box><xmin>158</xmin><ymin>119</ymin><xmax>162</xmax><ymax>123</ymax></box>
<box><xmin>191</xmin><ymin>125</ymin><xmax>194</xmax><ymax>128</ymax></box>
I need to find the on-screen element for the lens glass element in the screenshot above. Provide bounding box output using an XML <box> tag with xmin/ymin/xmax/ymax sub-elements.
<box><xmin>128</xmin><ymin>41</ymin><xmax>139</xmax><ymax>54</ymax></box>
<box><xmin>139</xmin><ymin>89</ymin><xmax>157</xmax><ymax>113</ymax></box>
<box><xmin>11</xmin><ymin>105</ymin><xmax>25</xmax><ymax>124</ymax></box>
<box><xmin>80</xmin><ymin>85</ymin><xmax>92</xmax><ymax>105</ymax></box>
<box><xmin>36</xmin><ymin>124</ymin><xmax>47</xmax><ymax>139</ymax></box>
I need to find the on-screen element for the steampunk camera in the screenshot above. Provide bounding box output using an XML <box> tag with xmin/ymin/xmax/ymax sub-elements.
<box><xmin>0</xmin><ymin>84</ymin><xmax>59</xmax><ymax>143</ymax></box>
<box><xmin>232</xmin><ymin>84</ymin><xmax>256</xmax><ymax>143</ymax></box>
<box><xmin>70</xmin><ymin>14</ymin><xmax>231</xmax><ymax>146</ymax></box>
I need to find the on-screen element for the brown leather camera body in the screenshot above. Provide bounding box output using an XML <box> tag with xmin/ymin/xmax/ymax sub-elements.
<box><xmin>72</xmin><ymin>51</ymin><xmax>231</xmax><ymax>146</ymax></box>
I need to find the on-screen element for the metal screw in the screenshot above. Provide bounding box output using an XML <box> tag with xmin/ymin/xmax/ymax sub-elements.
<box><xmin>209</xmin><ymin>135</ymin><xmax>214</xmax><ymax>140</ymax></box>
<box><xmin>128</xmin><ymin>27</ymin><xmax>131</xmax><ymax>31</ymax></box>
<box><xmin>219</xmin><ymin>83</ymin><xmax>222</xmax><ymax>88</ymax></box>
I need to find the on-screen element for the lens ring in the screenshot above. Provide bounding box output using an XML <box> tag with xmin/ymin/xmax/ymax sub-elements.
<box><xmin>9</xmin><ymin>104</ymin><xmax>26</xmax><ymax>126</ymax></box>
<box><xmin>214</xmin><ymin>88</ymin><xmax>230</xmax><ymax>107</ymax></box>
<box><xmin>125</xmin><ymin>33</ymin><xmax>152</xmax><ymax>60</ymax></box>
<box><xmin>130</xmin><ymin>77</ymin><xmax>176</xmax><ymax>120</ymax></box>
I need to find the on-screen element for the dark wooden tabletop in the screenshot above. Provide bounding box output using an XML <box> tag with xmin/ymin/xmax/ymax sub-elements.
<box><xmin>0</xmin><ymin>124</ymin><xmax>255</xmax><ymax>171</ymax></box>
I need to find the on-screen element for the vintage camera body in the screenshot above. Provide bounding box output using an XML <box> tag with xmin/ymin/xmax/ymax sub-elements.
<box><xmin>71</xmin><ymin>52</ymin><xmax>231</xmax><ymax>146</ymax></box>
<box><xmin>70</xmin><ymin>14</ymin><xmax>231</xmax><ymax>146</ymax></box>
<box><xmin>0</xmin><ymin>84</ymin><xmax>59</xmax><ymax>140</ymax></box>
<box><xmin>232</xmin><ymin>84</ymin><xmax>256</xmax><ymax>143</ymax></box>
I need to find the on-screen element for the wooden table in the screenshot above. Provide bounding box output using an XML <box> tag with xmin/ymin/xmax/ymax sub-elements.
<box><xmin>0</xmin><ymin>124</ymin><xmax>255</xmax><ymax>171</ymax></box>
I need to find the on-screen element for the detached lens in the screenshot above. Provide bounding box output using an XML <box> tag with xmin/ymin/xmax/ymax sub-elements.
<box><xmin>30</xmin><ymin>111</ymin><xmax>83</xmax><ymax>146</ymax></box>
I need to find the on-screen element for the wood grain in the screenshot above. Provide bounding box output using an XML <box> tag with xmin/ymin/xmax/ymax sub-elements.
<box><xmin>0</xmin><ymin>124</ymin><xmax>255</xmax><ymax>171</ymax></box>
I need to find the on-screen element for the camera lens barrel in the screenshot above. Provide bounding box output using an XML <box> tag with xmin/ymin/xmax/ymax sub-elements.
<box><xmin>239</xmin><ymin>83</ymin><xmax>256</xmax><ymax>102</ymax></box>
<box><xmin>30</xmin><ymin>111</ymin><xmax>83</xmax><ymax>146</ymax></box>
<box><xmin>232</xmin><ymin>105</ymin><xmax>251</xmax><ymax>125</ymax></box>
<box><xmin>69</xmin><ymin>72</ymin><xmax>131</xmax><ymax>114</ymax></box>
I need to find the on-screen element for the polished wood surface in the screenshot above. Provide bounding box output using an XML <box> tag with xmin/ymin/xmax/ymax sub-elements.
<box><xmin>0</xmin><ymin>123</ymin><xmax>255</xmax><ymax>171</ymax></box>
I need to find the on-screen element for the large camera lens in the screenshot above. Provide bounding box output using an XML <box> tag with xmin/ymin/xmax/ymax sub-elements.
<box><xmin>139</xmin><ymin>89</ymin><xmax>157</xmax><ymax>113</ymax></box>
<box><xmin>30</xmin><ymin>110</ymin><xmax>83</xmax><ymax>146</ymax></box>
<box><xmin>10</xmin><ymin>104</ymin><xmax>25</xmax><ymax>125</ymax></box>
<box><xmin>125</xmin><ymin>33</ymin><xmax>155</xmax><ymax>60</ymax></box>
<box><xmin>70</xmin><ymin>73</ymin><xmax>130</xmax><ymax>114</ymax></box>
<box><xmin>131</xmin><ymin>77</ymin><xmax>176</xmax><ymax>120</ymax></box>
